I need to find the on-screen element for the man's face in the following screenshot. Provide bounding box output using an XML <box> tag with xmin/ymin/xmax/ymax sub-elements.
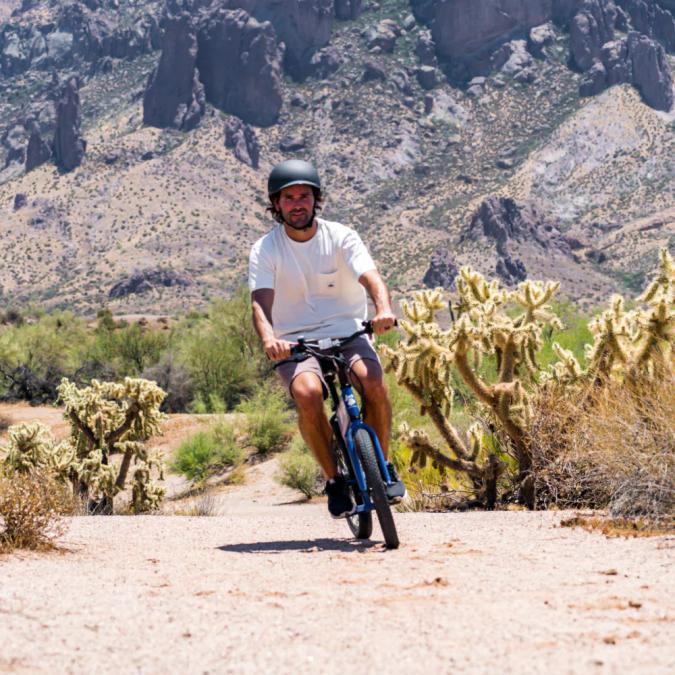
<box><xmin>275</xmin><ymin>184</ymin><xmax>315</xmax><ymax>229</ymax></box>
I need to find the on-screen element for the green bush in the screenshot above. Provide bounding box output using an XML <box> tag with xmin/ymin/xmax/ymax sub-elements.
<box><xmin>171</xmin><ymin>419</ymin><xmax>244</xmax><ymax>482</ymax></box>
<box><xmin>275</xmin><ymin>436</ymin><xmax>322</xmax><ymax>498</ymax></box>
<box><xmin>176</xmin><ymin>289</ymin><xmax>266</xmax><ymax>411</ymax></box>
<box><xmin>237</xmin><ymin>382</ymin><xmax>293</xmax><ymax>454</ymax></box>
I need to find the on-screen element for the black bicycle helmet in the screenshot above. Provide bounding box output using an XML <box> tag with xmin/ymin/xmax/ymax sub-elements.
<box><xmin>267</xmin><ymin>159</ymin><xmax>321</xmax><ymax>197</ymax></box>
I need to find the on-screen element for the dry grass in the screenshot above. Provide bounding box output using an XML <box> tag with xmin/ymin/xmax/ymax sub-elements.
<box><xmin>0</xmin><ymin>468</ymin><xmax>77</xmax><ymax>551</ymax></box>
<box><xmin>529</xmin><ymin>377</ymin><xmax>674</xmax><ymax>524</ymax></box>
<box><xmin>560</xmin><ymin>514</ymin><xmax>675</xmax><ymax>537</ymax></box>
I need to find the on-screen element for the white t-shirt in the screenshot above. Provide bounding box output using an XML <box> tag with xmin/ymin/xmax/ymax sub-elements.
<box><xmin>248</xmin><ymin>218</ymin><xmax>376</xmax><ymax>340</ymax></box>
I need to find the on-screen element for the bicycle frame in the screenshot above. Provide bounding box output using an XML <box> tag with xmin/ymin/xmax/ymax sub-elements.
<box><xmin>324</xmin><ymin>364</ymin><xmax>393</xmax><ymax>515</ymax></box>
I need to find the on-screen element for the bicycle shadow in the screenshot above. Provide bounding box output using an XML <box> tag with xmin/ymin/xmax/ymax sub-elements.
<box><xmin>217</xmin><ymin>537</ymin><xmax>382</xmax><ymax>554</ymax></box>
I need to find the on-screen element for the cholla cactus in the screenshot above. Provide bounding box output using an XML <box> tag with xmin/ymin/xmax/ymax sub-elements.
<box><xmin>381</xmin><ymin>267</ymin><xmax>562</xmax><ymax>507</ymax></box>
<box><xmin>1</xmin><ymin>422</ymin><xmax>77</xmax><ymax>483</ymax></box>
<box><xmin>543</xmin><ymin>248</ymin><xmax>674</xmax><ymax>388</ymax></box>
<box><xmin>58</xmin><ymin>377</ymin><xmax>167</xmax><ymax>514</ymax></box>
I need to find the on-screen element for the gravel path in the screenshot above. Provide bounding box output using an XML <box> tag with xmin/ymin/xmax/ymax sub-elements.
<box><xmin>1</xmin><ymin>459</ymin><xmax>673</xmax><ymax>674</ymax></box>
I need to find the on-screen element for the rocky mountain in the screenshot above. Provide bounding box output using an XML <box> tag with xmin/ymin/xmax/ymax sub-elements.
<box><xmin>0</xmin><ymin>0</ymin><xmax>672</xmax><ymax>313</ymax></box>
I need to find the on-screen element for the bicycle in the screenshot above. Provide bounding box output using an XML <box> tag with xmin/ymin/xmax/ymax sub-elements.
<box><xmin>274</xmin><ymin>321</ymin><xmax>400</xmax><ymax>549</ymax></box>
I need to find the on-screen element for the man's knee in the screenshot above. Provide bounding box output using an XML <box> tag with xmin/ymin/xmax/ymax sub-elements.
<box><xmin>291</xmin><ymin>374</ymin><xmax>325</xmax><ymax>413</ymax></box>
<box><xmin>352</xmin><ymin>360</ymin><xmax>388</xmax><ymax>399</ymax></box>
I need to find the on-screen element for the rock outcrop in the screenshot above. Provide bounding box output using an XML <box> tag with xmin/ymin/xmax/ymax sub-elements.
<box><xmin>224</xmin><ymin>117</ymin><xmax>260</xmax><ymax>168</ymax></box>
<box><xmin>109</xmin><ymin>269</ymin><xmax>191</xmax><ymax>300</ymax></box>
<box><xmin>422</xmin><ymin>248</ymin><xmax>458</xmax><ymax>289</ymax></box>
<box><xmin>24</xmin><ymin>118</ymin><xmax>52</xmax><ymax>171</ymax></box>
<box><xmin>250</xmin><ymin>0</ymin><xmax>333</xmax><ymax>80</ymax></box>
<box><xmin>197</xmin><ymin>8</ymin><xmax>283</xmax><ymax>127</ymax></box>
<box><xmin>580</xmin><ymin>30</ymin><xmax>674</xmax><ymax>109</ymax></box>
<box><xmin>52</xmin><ymin>77</ymin><xmax>86</xmax><ymax>172</ymax></box>
<box><xmin>429</xmin><ymin>0</ymin><xmax>551</xmax><ymax>75</ymax></box>
<box><xmin>569</xmin><ymin>0</ymin><xmax>617</xmax><ymax>71</ymax></box>
<box><xmin>143</xmin><ymin>11</ymin><xmax>205</xmax><ymax>131</ymax></box>
<box><xmin>462</xmin><ymin>196</ymin><xmax>571</xmax><ymax>285</ymax></box>
<box><xmin>617</xmin><ymin>0</ymin><xmax>675</xmax><ymax>52</ymax></box>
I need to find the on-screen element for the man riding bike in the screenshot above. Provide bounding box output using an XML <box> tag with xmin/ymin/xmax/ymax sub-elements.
<box><xmin>248</xmin><ymin>159</ymin><xmax>406</xmax><ymax>518</ymax></box>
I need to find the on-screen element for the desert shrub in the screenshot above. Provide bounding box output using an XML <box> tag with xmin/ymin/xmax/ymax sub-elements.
<box><xmin>171</xmin><ymin>419</ymin><xmax>244</xmax><ymax>483</ymax></box>
<box><xmin>90</xmin><ymin>321</ymin><xmax>168</xmax><ymax>377</ymax></box>
<box><xmin>176</xmin><ymin>290</ymin><xmax>266</xmax><ymax>411</ymax></box>
<box><xmin>275</xmin><ymin>436</ymin><xmax>322</xmax><ymax>498</ymax></box>
<box><xmin>0</xmin><ymin>467</ymin><xmax>76</xmax><ymax>551</ymax></box>
<box><xmin>237</xmin><ymin>382</ymin><xmax>293</xmax><ymax>454</ymax></box>
<box><xmin>142</xmin><ymin>351</ymin><xmax>194</xmax><ymax>412</ymax></box>
<box><xmin>0</xmin><ymin>311</ymin><xmax>91</xmax><ymax>403</ymax></box>
<box><xmin>530</xmin><ymin>378</ymin><xmax>674</xmax><ymax>522</ymax></box>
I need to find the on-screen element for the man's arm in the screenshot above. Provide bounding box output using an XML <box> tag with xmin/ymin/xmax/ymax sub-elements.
<box><xmin>359</xmin><ymin>269</ymin><xmax>397</xmax><ymax>335</ymax></box>
<box><xmin>251</xmin><ymin>289</ymin><xmax>293</xmax><ymax>360</ymax></box>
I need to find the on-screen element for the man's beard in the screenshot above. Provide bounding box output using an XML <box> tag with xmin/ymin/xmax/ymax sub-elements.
<box><xmin>283</xmin><ymin>208</ymin><xmax>315</xmax><ymax>231</ymax></box>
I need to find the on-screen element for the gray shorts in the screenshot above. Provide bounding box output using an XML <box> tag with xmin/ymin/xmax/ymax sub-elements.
<box><xmin>275</xmin><ymin>335</ymin><xmax>381</xmax><ymax>398</ymax></box>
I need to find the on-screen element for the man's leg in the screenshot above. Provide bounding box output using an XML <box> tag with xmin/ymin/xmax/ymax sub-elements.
<box><xmin>290</xmin><ymin>372</ymin><xmax>336</xmax><ymax>479</ymax></box>
<box><xmin>349</xmin><ymin>358</ymin><xmax>392</xmax><ymax>458</ymax></box>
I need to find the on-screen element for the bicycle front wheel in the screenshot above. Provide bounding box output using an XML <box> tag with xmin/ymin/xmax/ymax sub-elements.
<box><xmin>354</xmin><ymin>428</ymin><xmax>399</xmax><ymax>549</ymax></box>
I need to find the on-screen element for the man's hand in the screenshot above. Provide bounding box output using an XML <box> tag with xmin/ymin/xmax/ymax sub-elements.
<box><xmin>371</xmin><ymin>311</ymin><xmax>397</xmax><ymax>335</ymax></box>
<box><xmin>263</xmin><ymin>338</ymin><xmax>294</xmax><ymax>361</ymax></box>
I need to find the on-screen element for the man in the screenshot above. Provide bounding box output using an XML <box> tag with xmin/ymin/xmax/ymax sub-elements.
<box><xmin>248</xmin><ymin>159</ymin><xmax>405</xmax><ymax>518</ymax></box>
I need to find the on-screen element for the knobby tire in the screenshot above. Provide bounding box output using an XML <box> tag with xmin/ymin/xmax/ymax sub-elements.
<box><xmin>354</xmin><ymin>428</ymin><xmax>399</xmax><ymax>549</ymax></box>
<box><xmin>336</xmin><ymin>446</ymin><xmax>373</xmax><ymax>539</ymax></box>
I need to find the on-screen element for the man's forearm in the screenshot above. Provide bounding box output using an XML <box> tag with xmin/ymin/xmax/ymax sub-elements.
<box><xmin>360</xmin><ymin>270</ymin><xmax>392</xmax><ymax>314</ymax></box>
<box><xmin>251</xmin><ymin>290</ymin><xmax>276</xmax><ymax>344</ymax></box>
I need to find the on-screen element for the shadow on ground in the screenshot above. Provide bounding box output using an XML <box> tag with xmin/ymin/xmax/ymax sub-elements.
<box><xmin>217</xmin><ymin>537</ymin><xmax>383</xmax><ymax>554</ymax></box>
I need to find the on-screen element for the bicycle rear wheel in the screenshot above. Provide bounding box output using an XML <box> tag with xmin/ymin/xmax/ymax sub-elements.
<box><xmin>354</xmin><ymin>428</ymin><xmax>399</xmax><ymax>549</ymax></box>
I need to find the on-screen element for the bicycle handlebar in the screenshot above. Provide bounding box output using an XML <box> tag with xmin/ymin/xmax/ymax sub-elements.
<box><xmin>272</xmin><ymin>319</ymin><xmax>397</xmax><ymax>369</ymax></box>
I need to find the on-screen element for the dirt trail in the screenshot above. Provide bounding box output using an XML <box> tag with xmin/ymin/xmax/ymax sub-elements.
<box><xmin>1</xmin><ymin>454</ymin><xmax>674</xmax><ymax>675</ymax></box>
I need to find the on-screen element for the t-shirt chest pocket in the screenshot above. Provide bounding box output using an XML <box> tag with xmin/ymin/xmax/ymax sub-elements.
<box><xmin>312</xmin><ymin>269</ymin><xmax>340</xmax><ymax>298</ymax></box>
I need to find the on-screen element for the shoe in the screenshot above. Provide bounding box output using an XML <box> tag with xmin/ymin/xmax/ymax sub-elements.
<box><xmin>325</xmin><ymin>475</ymin><xmax>355</xmax><ymax>519</ymax></box>
<box><xmin>385</xmin><ymin>462</ymin><xmax>406</xmax><ymax>504</ymax></box>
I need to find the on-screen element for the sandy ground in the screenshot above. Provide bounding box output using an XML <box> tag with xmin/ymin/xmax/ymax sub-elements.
<box><xmin>1</xmin><ymin>457</ymin><xmax>674</xmax><ymax>675</ymax></box>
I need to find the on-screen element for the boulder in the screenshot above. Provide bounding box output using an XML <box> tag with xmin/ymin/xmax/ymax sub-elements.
<box><xmin>1</xmin><ymin>124</ymin><xmax>25</xmax><ymax>168</ymax></box>
<box><xmin>416</xmin><ymin>65</ymin><xmax>438</xmax><ymax>89</ymax></box>
<box><xmin>13</xmin><ymin>193</ymin><xmax>27</xmax><ymax>210</ymax></box>
<box><xmin>391</xmin><ymin>68</ymin><xmax>413</xmax><ymax>94</ymax></box>
<box><xmin>579</xmin><ymin>59</ymin><xmax>608</xmax><ymax>93</ymax></box>
<box><xmin>224</xmin><ymin>117</ymin><xmax>260</xmax><ymax>169</ymax></box>
<box><xmin>491</xmin><ymin>39</ymin><xmax>533</xmax><ymax>74</ymax></box>
<box><xmin>528</xmin><ymin>22</ymin><xmax>556</xmax><ymax>54</ymax></box>
<box><xmin>362</xmin><ymin>59</ymin><xmax>386</xmax><ymax>81</ymax></box>
<box><xmin>415</xmin><ymin>30</ymin><xmax>437</xmax><ymax>65</ymax></box>
<box><xmin>143</xmin><ymin>11</ymin><xmax>205</xmax><ymax>132</ymax></box>
<box><xmin>364</xmin><ymin>20</ymin><xmax>400</xmax><ymax>52</ymax></box>
<box><xmin>52</xmin><ymin>76</ymin><xmax>86</xmax><ymax>172</ymax></box>
<box><xmin>197</xmin><ymin>9</ymin><xmax>283</xmax><ymax>127</ymax></box>
<box><xmin>422</xmin><ymin>248</ymin><xmax>458</xmax><ymax>289</ymax></box>
<box><xmin>279</xmin><ymin>134</ymin><xmax>306</xmax><ymax>152</ymax></box>
<box><xmin>309</xmin><ymin>44</ymin><xmax>343</xmax><ymax>79</ymax></box>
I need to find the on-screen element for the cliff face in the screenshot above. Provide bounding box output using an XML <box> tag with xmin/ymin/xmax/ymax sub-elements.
<box><xmin>0</xmin><ymin>0</ymin><xmax>673</xmax><ymax>312</ymax></box>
